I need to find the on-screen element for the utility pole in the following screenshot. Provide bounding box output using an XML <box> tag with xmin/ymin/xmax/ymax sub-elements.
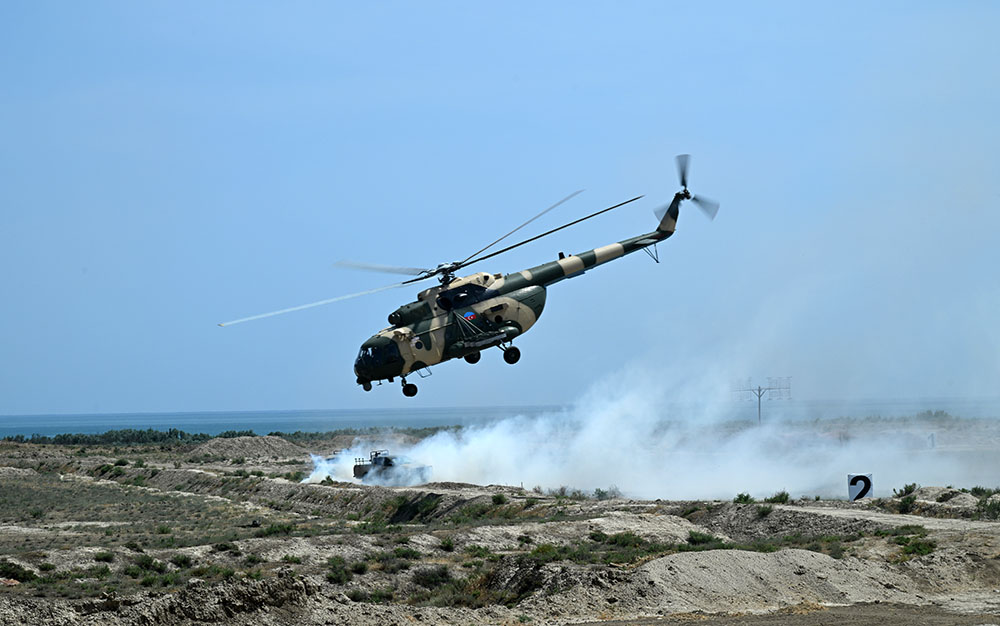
<box><xmin>734</xmin><ymin>377</ymin><xmax>791</xmax><ymax>425</ymax></box>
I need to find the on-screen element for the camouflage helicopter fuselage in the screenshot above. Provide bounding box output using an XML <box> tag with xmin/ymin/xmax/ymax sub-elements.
<box><xmin>353</xmin><ymin>197</ymin><xmax>681</xmax><ymax>393</ymax></box>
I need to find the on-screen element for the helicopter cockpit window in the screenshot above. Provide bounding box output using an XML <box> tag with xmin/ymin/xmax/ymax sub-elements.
<box><xmin>357</xmin><ymin>343</ymin><xmax>401</xmax><ymax>366</ymax></box>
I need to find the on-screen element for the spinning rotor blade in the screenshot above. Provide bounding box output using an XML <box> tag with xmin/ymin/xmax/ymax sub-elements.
<box><xmin>653</xmin><ymin>203</ymin><xmax>669</xmax><ymax>223</ymax></box>
<box><xmin>691</xmin><ymin>195</ymin><xmax>720</xmax><ymax>221</ymax></box>
<box><xmin>676</xmin><ymin>154</ymin><xmax>690</xmax><ymax>189</ymax></box>
<box><xmin>218</xmin><ymin>280</ymin><xmax>422</xmax><ymax>327</ymax></box>
<box><xmin>334</xmin><ymin>260</ymin><xmax>428</xmax><ymax>276</ymax></box>
<box><xmin>461</xmin><ymin>195</ymin><xmax>643</xmax><ymax>267</ymax></box>
<box><xmin>457</xmin><ymin>189</ymin><xmax>584</xmax><ymax>266</ymax></box>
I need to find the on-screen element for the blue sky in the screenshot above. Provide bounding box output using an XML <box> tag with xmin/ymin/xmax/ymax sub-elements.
<box><xmin>2</xmin><ymin>2</ymin><xmax>998</xmax><ymax>414</ymax></box>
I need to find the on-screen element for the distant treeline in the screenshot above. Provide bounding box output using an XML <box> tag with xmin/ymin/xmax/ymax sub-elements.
<box><xmin>2</xmin><ymin>428</ymin><xmax>256</xmax><ymax>446</ymax></box>
<box><xmin>2</xmin><ymin>425</ymin><xmax>459</xmax><ymax>446</ymax></box>
<box><xmin>268</xmin><ymin>425</ymin><xmax>458</xmax><ymax>442</ymax></box>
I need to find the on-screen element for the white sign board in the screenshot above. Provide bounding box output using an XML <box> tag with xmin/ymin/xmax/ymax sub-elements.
<box><xmin>848</xmin><ymin>474</ymin><xmax>873</xmax><ymax>501</ymax></box>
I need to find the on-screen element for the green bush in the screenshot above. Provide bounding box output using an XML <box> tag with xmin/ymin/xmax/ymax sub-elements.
<box><xmin>439</xmin><ymin>537</ymin><xmax>455</xmax><ymax>552</ymax></box>
<box><xmin>734</xmin><ymin>493</ymin><xmax>755</xmax><ymax>504</ymax></box>
<box><xmin>764</xmin><ymin>491</ymin><xmax>790</xmax><ymax>504</ymax></box>
<box><xmin>254</xmin><ymin>523</ymin><xmax>293</xmax><ymax>537</ymax></box>
<box><xmin>393</xmin><ymin>546</ymin><xmax>421</xmax><ymax>560</ymax></box>
<box><xmin>894</xmin><ymin>483</ymin><xmax>918</xmax><ymax>497</ymax></box>
<box><xmin>412</xmin><ymin>565</ymin><xmax>452</xmax><ymax>589</ymax></box>
<box><xmin>757</xmin><ymin>505</ymin><xmax>774</xmax><ymax>518</ymax></box>
<box><xmin>212</xmin><ymin>542</ymin><xmax>241</xmax><ymax>554</ymax></box>
<box><xmin>94</xmin><ymin>552</ymin><xmax>114</xmax><ymax>563</ymax></box>
<box><xmin>492</xmin><ymin>493</ymin><xmax>508</xmax><ymax>506</ymax></box>
<box><xmin>281</xmin><ymin>555</ymin><xmax>302</xmax><ymax>564</ymax></box>
<box><xmin>349</xmin><ymin>561</ymin><xmax>368</xmax><ymax>574</ymax></box>
<box><xmin>898</xmin><ymin>495</ymin><xmax>918</xmax><ymax>514</ymax></box>
<box><xmin>170</xmin><ymin>554</ymin><xmax>193</xmax><ymax>568</ymax></box>
<box><xmin>465</xmin><ymin>545</ymin><xmax>493</xmax><ymax>558</ymax></box>
<box><xmin>326</xmin><ymin>556</ymin><xmax>352</xmax><ymax>584</ymax></box>
<box><xmin>687</xmin><ymin>531</ymin><xmax>718</xmax><ymax>545</ymax></box>
<box><xmin>902</xmin><ymin>538</ymin><xmax>936</xmax><ymax>556</ymax></box>
<box><xmin>133</xmin><ymin>555</ymin><xmax>167</xmax><ymax>573</ymax></box>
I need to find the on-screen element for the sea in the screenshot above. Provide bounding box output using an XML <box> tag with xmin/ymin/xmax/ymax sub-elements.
<box><xmin>1</xmin><ymin>397</ymin><xmax>999</xmax><ymax>439</ymax></box>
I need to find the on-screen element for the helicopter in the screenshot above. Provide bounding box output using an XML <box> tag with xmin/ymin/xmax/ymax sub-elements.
<box><xmin>220</xmin><ymin>155</ymin><xmax>719</xmax><ymax>397</ymax></box>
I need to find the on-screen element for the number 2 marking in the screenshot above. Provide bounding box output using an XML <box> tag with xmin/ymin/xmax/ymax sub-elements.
<box><xmin>850</xmin><ymin>475</ymin><xmax>871</xmax><ymax>500</ymax></box>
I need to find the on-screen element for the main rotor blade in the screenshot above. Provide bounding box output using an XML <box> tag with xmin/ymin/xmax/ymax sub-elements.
<box><xmin>691</xmin><ymin>195</ymin><xmax>720</xmax><ymax>220</ymax></box>
<box><xmin>461</xmin><ymin>195</ymin><xmax>643</xmax><ymax>268</ymax></box>
<box><xmin>334</xmin><ymin>260</ymin><xmax>428</xmax><ymax>276</ymax></box>
<box><xmin>456</xmin><ymin>189</ymin><xmax>584</xmax><ymax>266</ymax></box>
<box><xmin>676</xmin><ymin>154</ymin><xmax>690</xmax><ymax>189</ymax></box>
<box><xmin>218</xmin><ymin>281</ymin><xmax>418</xmax><ymax>327</ymax></box>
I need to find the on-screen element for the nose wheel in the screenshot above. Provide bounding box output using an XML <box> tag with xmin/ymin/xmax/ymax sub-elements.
<box><xmin>402</xmin><ymin>379</ymin><xmax>418</xmax><ymax>397</ymax></box>
<box><xmin>502</xmin><ymin>346</ymin><xmax>521</xmax><ymax>365</ymax></box>
<box><xmin>464</xmin><ymin>351</ymin><xmax>481</xmax><ymax>364</ymax></box>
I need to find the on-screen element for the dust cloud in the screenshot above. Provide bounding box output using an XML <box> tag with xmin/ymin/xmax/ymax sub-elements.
<box><xmin>306</xmin><ymin>365</ymin><xmax>1000</xmax><ymax>500</ymax></box>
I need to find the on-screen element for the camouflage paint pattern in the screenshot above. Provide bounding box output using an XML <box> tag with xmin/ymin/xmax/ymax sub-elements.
<box><xmin>353</xmin><ymin>195</ymin><xmax>682</xmax><ymax>384</ymax></box>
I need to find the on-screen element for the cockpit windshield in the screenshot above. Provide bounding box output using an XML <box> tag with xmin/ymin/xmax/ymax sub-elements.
<box><xmin>356</xmin><ymin>342</ymin><xmax>401</xmax><ymax>367</ymax></box>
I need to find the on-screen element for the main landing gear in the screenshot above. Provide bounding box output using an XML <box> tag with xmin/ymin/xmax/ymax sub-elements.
<box><xmin>401</xmin><ymin>379</ymin><xmax>418</xmax><ymax>397</ymax></box>
<box><xmin>464</xmin><ymin>351</ymin><xmax>481</xmax><ymax>364</ymax></box>
<box><xmin>502</xmin><ymin>345</ymin><xmax>520</xmax><ymax>365</ymax></box>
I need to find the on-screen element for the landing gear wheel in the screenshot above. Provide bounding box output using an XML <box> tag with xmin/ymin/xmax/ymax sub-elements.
<box><xmin>402</xmin><ymin>383</ymin><xmax>418</xmax><ymax>397</ymax></box>
<box><xmin>503</xmin><ymin>346</ymin><xmax>521</xmax><ymax>365</ymax></box>
<box><xmin>361</xmin><ymin>381</ymin><xmax>372</xmax><ymax>392</ymax></box>
<box><xmin>464</xmin><ymin>352</ymin><xmax>481</xmax><ymax>364</ymax></box>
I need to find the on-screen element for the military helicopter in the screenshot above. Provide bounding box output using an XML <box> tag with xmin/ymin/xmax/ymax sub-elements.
<box><xmin>220</xmin><ymin>155</ymin><xmax>718</xmax><ymax>397</ymax></box>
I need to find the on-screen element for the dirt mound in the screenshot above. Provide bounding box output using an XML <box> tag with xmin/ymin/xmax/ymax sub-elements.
<box><xmin>190</xmin><ymin>436</ymin><xmax>306</xmax><ymax>459</ymax></box>
<box><xmin>520</xmin><ymin>548</ymin><xmax>918</xmax><ymax>619</ymax></box>
<box><xmin>700</xmin><ymin>503</ymin><xmax>888</xmax><ymax>542</ymax></box>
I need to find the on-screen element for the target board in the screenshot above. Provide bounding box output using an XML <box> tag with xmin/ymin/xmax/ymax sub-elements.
<box><xmin>848</xmin><ymin>474</ymin><xmax>873</xmax><ymax>501</ymax></box>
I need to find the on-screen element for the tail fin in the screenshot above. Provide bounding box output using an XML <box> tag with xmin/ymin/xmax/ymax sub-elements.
<box><xmin>655</xmin><ymin>193</ymin><xmax>683</xmax><ymax>233</ymax></box>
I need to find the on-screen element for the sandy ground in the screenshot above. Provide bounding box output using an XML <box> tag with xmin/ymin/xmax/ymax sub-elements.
<box><xmin>1</xmin><ymin>421</ymin><xmax>1000</xmax><ymax>625</ymax></box>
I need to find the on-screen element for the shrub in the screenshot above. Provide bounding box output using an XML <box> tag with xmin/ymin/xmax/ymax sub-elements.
<box><xmin>393</xmin><ymin>546</ymin><xmax>421</xmax><ymax>560</ymax></box>
<box><xmin>113</xmin><ymin>459</ymin><xmax>129</xmax><ymax>467</ymax></box>
<box><xmin>281</xmin><ymin>555</ymin><xmax>302</xmax><ymax>564</ymax></box>
<box><xmin>170</xmin><ymin>554</ymin><xmax>193</xmax><ymax>568</ymax></box>
<box><xmin>155</xmin><ymin>525</ymin><xmax>171</xmax><ymax>534</ymax></box>
<box><xmin>350</xmin><ymin>561</ymin><xmax>368</xmax><ymax>574</ymax></box>
<box><xmin>254</xmin><ymin>523</ymin><xmax>293</xmax><ymax>537</ymax></box>
<box><xmin>39</xmin><ymin>563</ymin><xmax>56</xmax><ymax>572</ymax></box>
<box><xmin>439</xmin><ymin>537</ymin><xmax>455</xmax><ymax>552</ymax></box>
<box><xmin>687</xmin><ymin>531</ymin><xmax>718</xmax><ymax>545</ymax></box>
<box><xmin>244</xmin><ymin>553</ymin><xmax>265</xmax><ymax>565</ymax></box>
<box><xmin>756</xmin><ymin>504</ymin><xmax>773</xmax><ymax>518</ymax></box>
<box><xmin>898</xmin><ymin>495</ymin><xmax>918</xmax><ymax>514</ymax></box>
<box><xmin>465</xmin><ymin>545</ymin><xmax>492</xmax><ymax>559</ymax></box>
<box><xmin>412</xmin><ymin>565</ymin><xmax>452</xmax><ymax>589</ymax></box>
<box><xmin>492</xmin><ymin>493</ymin><xmax>508</xmax><ymax>506</ymax></box>
<box><xmin>347</xmin><ymin>589</ymin><xmax>367</xmax><ymax>602</ymax></box>
<box><xmin>764</xmin><ymin>491</ymin><xmax>790</xmax><ymax>504</ymax></box>
<box><xmin>94</xmin><ymin>552</ymin><xmax>115</xmax><ymax>563</ymax></box>
<box><xmin>734</xmin><ymin>493</ymin><xmax>755</xmax><ymax>504</ymax></box>
<box><xmin>212</xmin><ymin>542</ymin><xmax>241</xmax><ymax>554</ymax></box>
<box><xmin>894</xmin><ymin>483</ymin><xmax>918</xmax><ymax>497</ymax></box>
<box><xmin>607</xmin><ymin>532</ymin><xmax>643</xmax><ymax>547</ymax></box>
<box><xmin>326</xmin><ymin>556</ymin><xmax>352</xmax><ymax>584</ymax></box>
<box><xmin>133</xmin><ymin>555</ymin><xmax>167</xmax><ymax>573</ymax></box>
<box><xmin>902</xmin><ymin>538</ymin><xmax>936</xmax><ymax>556</ymax></box>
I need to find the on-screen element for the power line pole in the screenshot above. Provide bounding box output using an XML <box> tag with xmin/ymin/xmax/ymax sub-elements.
<box><xmin>734</xmin><ymin>377</ymin><xmax>791</xmax><ymax>425</ymax></box>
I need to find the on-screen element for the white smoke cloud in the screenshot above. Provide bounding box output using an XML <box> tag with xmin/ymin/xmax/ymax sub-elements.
<box><xmin>304</xmin><ymin>361</ymin><xmax>1000</xmax><ymax>500</ymax></box>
